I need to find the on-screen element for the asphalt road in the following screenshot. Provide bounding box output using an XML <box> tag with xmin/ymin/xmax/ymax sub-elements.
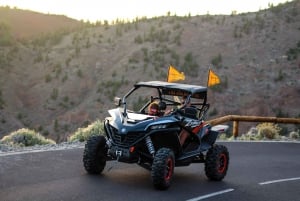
<box><xmin>0</xmin><ymin>142</ymin><xmax>300</xmax><ymax>201</ymax></box>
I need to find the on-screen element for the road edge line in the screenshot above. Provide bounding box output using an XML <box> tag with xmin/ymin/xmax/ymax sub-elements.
<box><xmin>259</xmin><ymin>177</ymin><xmax>300</xmax><ymax>185</ymax></box>
<box><xmin>186</xmin><ymin>188</ymin><xmax>234</xmax><ymax>201</ymax></box>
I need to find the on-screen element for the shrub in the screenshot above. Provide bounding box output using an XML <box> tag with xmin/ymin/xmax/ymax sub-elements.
<box><xmin>218</xmin><ymin>133</ymin><xmax>228</xmax><ymax>140</ymax></box>
<box><xmin>0</xmin><ymin>128</ymin><xmax>56</xmax><ymax>147</ymax></box>
<box><xmin>182</xmin><ymin>52</ymin><xmax>198</xmax><ymax>76</ymax></box>
<box><xmin>286</xmin><ymin>41</ymin><xmax>300</xmax><ymax>61</ymax></box>
<box><xmin>238</xmin><ymin>134</ymin><xmax>260</xmax><ymax>141</ymax></box>
<box><xmin>77</xmin><ymin>69</ymin><xmax>83</xmax><ymax>78</ymax></box>
<box><xmin>45</xmin><ymin>74</ymin><xmax>52</xmax><ymax>83</ymax></box>
<box><xmin>0</xmin><ymin>21</ymin><xmax>14</xmax><ymax>46</ymax></box>
<box><xmin>256</xmin><ymin>123</ymin><xmax>281</xmax><ymax>140</ymax></box>
<box><xmin>0</xmin><ymin>89</ymin><xmax>5</xmax><ymax>109</ymax></box>
<box><xmin>289</xmin><ymin>131</ymin><xmax>299</xmax><ymax>140</ymax></box>
<box><xmin>237</xmin><ymin>127</ymin><xmax>260</xmax><ymax>141</ymax></box>
<box><xmin>134</xmin><ymin>35</ymin><xmax>143</xmax><ymax>44</ymax></box>
<box><xmin>211</xmin><ymin>53</ymin><xmax>222</xmax><ymax>68</ymax></box>
<box><xmin>50</xmin><ymin>88</ymin><xmax>59</xmax><ymax>100</ymax></box>
<box><xmin>68</xmin><ymin>120</ymin><xmax>104</xmax><ymax>142</ymax></box>
<box><xmin>209</xmin><ymin>108</ymin><xmax>218</xmax><ymax>116</ymax></box>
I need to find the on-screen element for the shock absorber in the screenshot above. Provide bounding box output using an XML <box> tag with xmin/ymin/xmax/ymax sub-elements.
<box><xmin>145</xmin><ymin>136</ymin><xmax>155</xmax><ymax>155</ymax></box>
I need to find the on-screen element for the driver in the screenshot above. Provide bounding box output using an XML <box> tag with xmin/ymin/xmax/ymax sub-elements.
<box><xmin>178</xmin><ymin>96</ymin><xmax>193</xmax><ymax>145</ymax></box>
<box><xmin>178</xmin><ymin>96</ymin><xmax>201</xmax><ymax>146</ymax></box>
<box><xmin>148</xmin><ymin>102</ymin><xmax>160</xmax><ymax>116</ymax></box>
<box><xmin>164</xmin><ymin>96</ymin><xmax>195</xmax><ymax>145</ymax></box>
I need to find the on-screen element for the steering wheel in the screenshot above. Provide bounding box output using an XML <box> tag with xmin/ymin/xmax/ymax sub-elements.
<box><xmin>170</xmin><ymin>108</ymin><xmax>184</xmax><ymax>116</ymax></box>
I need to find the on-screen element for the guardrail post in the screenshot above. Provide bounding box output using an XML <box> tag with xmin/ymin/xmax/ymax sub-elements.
<box><xmin>233</xmin><ymin>121</ymin><xmax>239</xmax><ymax>139</ymax></box>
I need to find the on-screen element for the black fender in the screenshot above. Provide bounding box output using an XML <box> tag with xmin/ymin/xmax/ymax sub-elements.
<box><xmin>199</xmin><ymin>129</ymin><xmax>219</xmax><ymax>151</ymax></box>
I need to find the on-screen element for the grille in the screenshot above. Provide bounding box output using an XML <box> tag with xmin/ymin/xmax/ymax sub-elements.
<box><xmin>111</xmin><ymin>132</ymin><xmax>143</xmax><ymax>146</ymax></box>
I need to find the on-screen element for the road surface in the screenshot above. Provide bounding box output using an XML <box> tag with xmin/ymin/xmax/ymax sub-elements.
<box><xmin>0</xmin><ymin>142</ymin><xmax>300</xmax><ymax>201</ymax></box>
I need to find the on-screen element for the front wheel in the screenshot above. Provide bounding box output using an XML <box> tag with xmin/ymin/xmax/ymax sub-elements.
<box><xmin>205</xmin><ymin>144</ymin><xmax>229</xmax><ymax>181</ymax></box>
<box><xmin>83</xmin><ymin>135</ymin><xmax>107</xmax><ymax>174</ymax></box>
<box><xmin>151</xmin><ymin>148</ymin><xmax>175</xmax><ymax>190</ymax></box>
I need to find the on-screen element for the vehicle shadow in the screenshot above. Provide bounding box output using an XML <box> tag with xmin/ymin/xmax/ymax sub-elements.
<box><xmin>81</xmin><ymin>163</ymin><xmax>233</xmax><ymax>201</ymax></box>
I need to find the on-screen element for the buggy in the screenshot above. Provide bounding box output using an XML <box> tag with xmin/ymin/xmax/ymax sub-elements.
<box><xmin>83</xmin><ymin>81</ymin><xmax>229</xmax><ymax>190</ymax></box>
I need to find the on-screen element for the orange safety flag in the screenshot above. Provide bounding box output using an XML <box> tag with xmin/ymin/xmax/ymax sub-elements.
<box><xmin>207</xmin><ymin>69</ymin><xmax>220</xmax><ymax>87</ymax></box>
<box><xmin>167</xmin><ymin>65</ymin><xmax>185</xmax><ymax>82</ymax></box>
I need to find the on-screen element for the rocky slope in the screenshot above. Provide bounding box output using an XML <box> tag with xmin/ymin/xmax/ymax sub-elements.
<box><xmin>0</xmin><ymin>1</ymin><xmax>299</xmax><ymax>141</ymax></box>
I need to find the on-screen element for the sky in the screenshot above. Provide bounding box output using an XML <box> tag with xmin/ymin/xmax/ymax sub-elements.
<box><xmin>0</xmin><ymin>0</ymin><xmax>292</xmax><ymax>22</ymax></box>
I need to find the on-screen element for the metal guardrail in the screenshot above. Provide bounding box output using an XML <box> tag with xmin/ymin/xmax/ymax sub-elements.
<box><xmin>206</xmin><ymin>115</ymin><xmax>300</xmax><ymax>137</ymax></box>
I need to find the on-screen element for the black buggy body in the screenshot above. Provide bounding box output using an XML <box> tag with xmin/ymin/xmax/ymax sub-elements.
<box><xmin>83</xmin><ymin>81</ymin><xmax>229</xmax><ymax>190</ymax></box>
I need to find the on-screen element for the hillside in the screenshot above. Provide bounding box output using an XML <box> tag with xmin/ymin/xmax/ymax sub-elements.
<box><xmin>0</xmin><ymin>6</ymin><xmax>84</xmax><ymax>39</ymax></box>
<box><xmin>0</xmin><ymin>1</ymin><xmax>299</xmax><ymax>142</ymax></box>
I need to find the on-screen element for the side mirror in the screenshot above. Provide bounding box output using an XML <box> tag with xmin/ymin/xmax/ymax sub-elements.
<box><xmin>114</xmin><ymin>97</ymin><xmax>122</xmax><ymax>106</ymax></box>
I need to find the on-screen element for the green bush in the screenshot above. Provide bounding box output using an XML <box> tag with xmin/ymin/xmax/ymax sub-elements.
<box><xmin>68</xmin><ymin>120</ymin><xmax>104</xmax><ymax>142</ymax></box>
<box><xmin>238</xmin><ymin>134</ymin><xmax>261</xmax><ymax>141</ymax></box>
<box><xmin>218</xmin><ymin>133</ymin><xmax>228</xmax><ymax>140</ymax></box>
<box><xmin>0</xmin><ymin>21</ymin><xmax>14</xmax><ymax>46</ymax></box>
<box><xmin>211</xmin><ymin>53</ymin><xmax>222</xmax><ymax>68</ymax></box>
<box><xmin>0</xmin><ymin>89</ymin><xmax>5</xmax><ymax>109</ymax></box>
<box><xmin>256</xmin><ymin>123</ymin><xmax>281</xmax><ymax>140</ymax></box>
<box><xmin>182</xmin><ymin>52</ymin><xmax>198</xmax><ymax>76</ymax></box>
<box><xmin>134</xmin><ymin>35</ymin><xmax>143</xmax><ymax>44</ymax></box>
<box><xmin>286</xmin><ymin>41</ymin><xmax>300</xmax><ymax>61</ymax></box>
<box><xmin>0</xmin><ymin>128</ymin><xmax>56</xmax><ymax>147</ymax></box>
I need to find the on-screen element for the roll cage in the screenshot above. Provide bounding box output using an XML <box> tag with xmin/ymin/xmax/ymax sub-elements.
<box><xmin>114</xmin><ymin>81</ymin><xmax>210</xmax><ymax>120</ymax></box>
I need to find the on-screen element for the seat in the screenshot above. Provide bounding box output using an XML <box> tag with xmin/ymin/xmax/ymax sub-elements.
<box><xmin>183</xmin><ymin>107</ymin><xmax>198</xmax><ymax>119</ymax></box>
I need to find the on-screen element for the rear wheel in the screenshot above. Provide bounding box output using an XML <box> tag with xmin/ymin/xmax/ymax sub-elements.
<box><xmin>151</xmin><ymin>148</ymin><xmax>175</xmax><ymax>190</ymax></box>
<box><xmin>205</xmin><ymin>144</ymin><xmax>229</xmax><ymax>181</ymax></box>
<box><xmin>83</xmin><ymin>135</ymin><xmax>107</xmax><ymax>174</ymax></box>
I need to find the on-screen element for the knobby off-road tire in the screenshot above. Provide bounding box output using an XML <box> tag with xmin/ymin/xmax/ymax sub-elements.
<box><xmin>151</xmin><ymin>148</ymin><xmax>175</xmax><ymax>190</ymax></box>
<box><xmin>83</xmin><ymin>135</ymin><xmax>107</xmax><ymax>174</ymax></box>
<box><xmin>205</xmin><ymin>144</ymin><xmax>229</xmax><ymax>181</ymax></box>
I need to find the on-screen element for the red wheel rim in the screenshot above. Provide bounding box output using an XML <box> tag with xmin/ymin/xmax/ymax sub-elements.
<box><xmin>218</xmin><ymin>153</ymin><xmax>227</xmax><ymax>173</ymax></box>
<box><xmin>165</xmin><ymin>158</ymin><xmax>173</xmax><ymax>180</ymax></box>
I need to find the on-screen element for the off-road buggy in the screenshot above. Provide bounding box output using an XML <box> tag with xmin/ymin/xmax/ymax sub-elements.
<box><xmin>83</xmin><ymin>81</ymin><xmax>229</xmax><ymax>190</ymax></box>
